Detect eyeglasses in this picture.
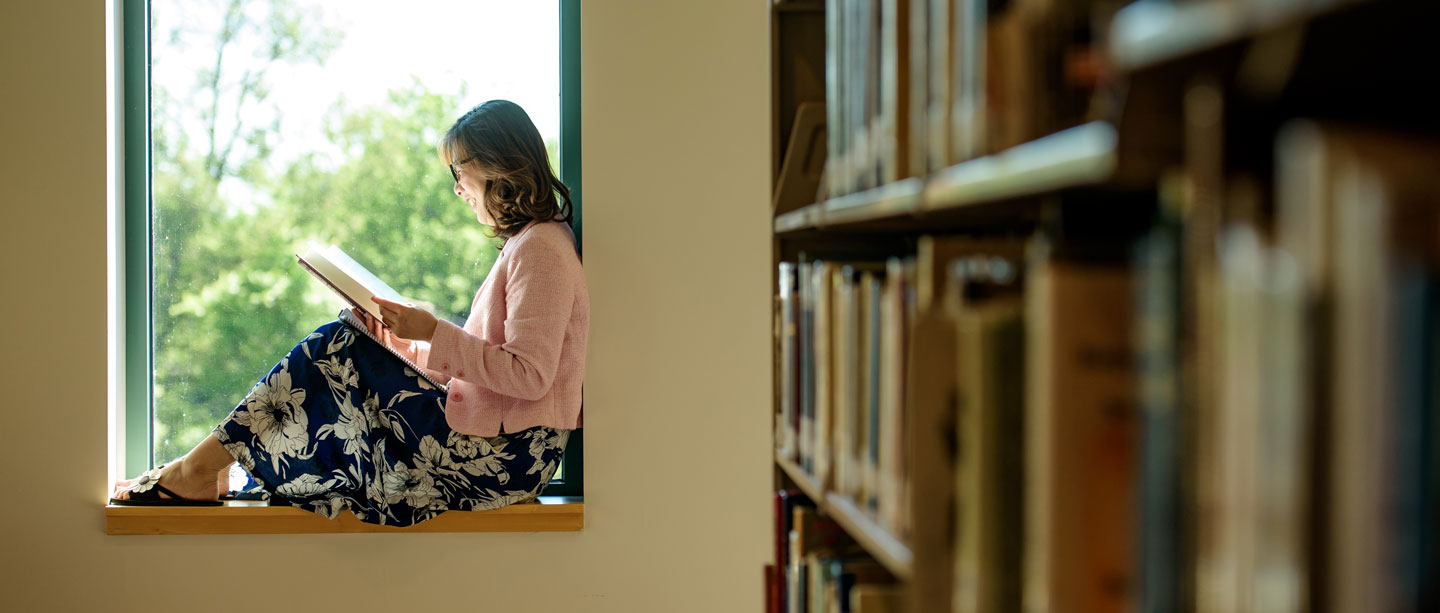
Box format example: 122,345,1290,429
449,156,477,182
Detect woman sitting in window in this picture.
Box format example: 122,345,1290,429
111,100,589,527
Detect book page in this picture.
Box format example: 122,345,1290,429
297,243,407,320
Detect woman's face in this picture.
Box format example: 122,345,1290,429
451,160,495,226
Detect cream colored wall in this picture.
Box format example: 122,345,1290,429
0,1,772,611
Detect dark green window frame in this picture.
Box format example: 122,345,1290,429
122,0,583,497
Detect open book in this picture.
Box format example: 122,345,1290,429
297,244,447,390
296,243,407,320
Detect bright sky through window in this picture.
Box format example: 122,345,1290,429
153,0,559,212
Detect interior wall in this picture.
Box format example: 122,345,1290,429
0,1,773,611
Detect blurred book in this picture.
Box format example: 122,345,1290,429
1024,240,1137,613
949,259,1024,613
1277,122,1440,612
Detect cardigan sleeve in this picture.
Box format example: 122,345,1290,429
426,236,576,401
408,340,451,385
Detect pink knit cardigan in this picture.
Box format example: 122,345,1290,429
410,221,588,436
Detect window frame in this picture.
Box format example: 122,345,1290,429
121,0,583,498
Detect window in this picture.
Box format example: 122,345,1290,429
122,0,582,497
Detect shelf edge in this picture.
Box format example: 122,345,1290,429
776,454,914,581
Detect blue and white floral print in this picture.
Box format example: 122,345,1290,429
215,319,569,527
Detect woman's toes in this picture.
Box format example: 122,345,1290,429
113,463,163,495
111,481,140,500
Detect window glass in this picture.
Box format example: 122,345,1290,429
149,0,560,464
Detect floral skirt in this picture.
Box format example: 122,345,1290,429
214,318,569,527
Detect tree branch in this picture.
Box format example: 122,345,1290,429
204,0,245,181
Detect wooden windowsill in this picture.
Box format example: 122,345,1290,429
105,496,583,535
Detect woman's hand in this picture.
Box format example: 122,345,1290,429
371,297,438,342
350,307,420,361
350,307,386,339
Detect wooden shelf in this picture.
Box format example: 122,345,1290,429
923,122,1116,212
106,496,584,535
823,177,925,225
775,205,821,233
773,121,1117,234
823,493,914,582
776,454,824,501
776,454,914,581
1109,0,1365,73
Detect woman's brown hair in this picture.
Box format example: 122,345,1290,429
438,100,573,243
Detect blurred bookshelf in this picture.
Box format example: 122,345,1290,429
775,121,1117,233
1109,0,1364,72
765,0,1440,612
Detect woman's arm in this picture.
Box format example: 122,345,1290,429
426,240,577,401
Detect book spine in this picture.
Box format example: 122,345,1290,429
814,261,836,486
906,0,929,178
1135,223,1182,613
1024,257,1137,613
926,0,952,172
780,262,800,461
825,0,842,200
834,266,857,497
950,0,984,161
800,259,816,474
864,272,883,514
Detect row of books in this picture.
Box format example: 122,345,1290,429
767,490,905,613
775,119,1440,610
818,0,1115,201
775,255,917,540
777,233,1134,611
1172,121,1440,612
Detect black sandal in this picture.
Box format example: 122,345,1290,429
108,467,223,507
